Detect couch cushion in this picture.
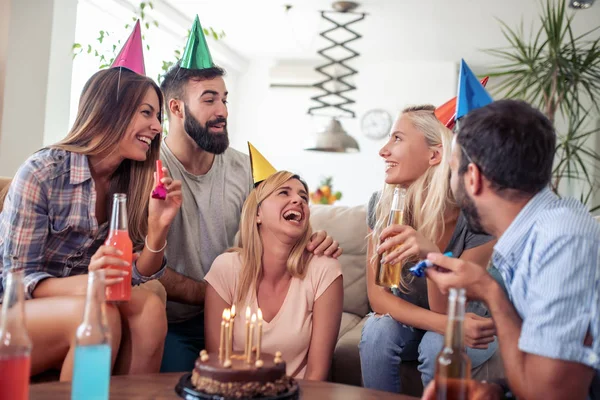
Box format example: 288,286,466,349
332,315,365,386
310,204,369,317
338,311,362,339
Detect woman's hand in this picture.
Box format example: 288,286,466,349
89,245,131,287
148,166,183,231
377,224,440,265
464,313,496,349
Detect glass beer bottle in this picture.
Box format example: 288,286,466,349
71,270,112,400
375,186,407,288
104,193,132,302
434,288,471,400
0,268,32,400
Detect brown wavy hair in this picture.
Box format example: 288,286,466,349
52,68,163,249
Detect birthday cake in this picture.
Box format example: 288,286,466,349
189,351,298,399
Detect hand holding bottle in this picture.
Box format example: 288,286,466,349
89,245,132,285
148,165,182,231
377,224,440,265
421,380,503,400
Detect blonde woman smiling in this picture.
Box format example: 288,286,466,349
204,171,343,380
359,105,499,393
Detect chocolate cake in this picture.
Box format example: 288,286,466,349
189,351,298,399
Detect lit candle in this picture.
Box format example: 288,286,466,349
219,309,226,360
247,313,256,364
224,308,231,362
229,305,236,355
256,308,263,361
244,306,251,358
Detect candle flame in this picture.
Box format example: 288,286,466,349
231,305,236,318
251,313,257,323
222,309,227,319
224,308,231,321
246,306,251,318
257,308,263,322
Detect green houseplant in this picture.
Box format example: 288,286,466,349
485,0,600,211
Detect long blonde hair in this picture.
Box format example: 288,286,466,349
52,68,163,250
370,104,455,292
231,171,313,308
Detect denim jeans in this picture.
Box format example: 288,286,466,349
359,312,499,393
417,330,499,387
160,312,205,373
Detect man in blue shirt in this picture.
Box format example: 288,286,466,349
423,100,600,400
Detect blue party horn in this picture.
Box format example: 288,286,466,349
409,252,453,277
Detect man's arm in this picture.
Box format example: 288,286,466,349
484,282,595,400
426,253,596,400
159,267,206,305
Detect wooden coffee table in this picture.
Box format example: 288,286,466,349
30,372,419,399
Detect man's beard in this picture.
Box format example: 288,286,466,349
454,177,487,235
183,104,229,154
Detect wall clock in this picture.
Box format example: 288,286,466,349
361,109,392,140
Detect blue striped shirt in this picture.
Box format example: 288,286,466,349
492,187,600,395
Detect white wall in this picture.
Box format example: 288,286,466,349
229,60,457,206
226,1,600,208
0,0,11,148
0,0,77,176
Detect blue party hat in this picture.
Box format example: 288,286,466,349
456,59,493,119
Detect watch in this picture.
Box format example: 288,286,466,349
361,109,392,140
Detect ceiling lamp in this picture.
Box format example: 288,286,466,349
304,1,365,153
304,118,359,152
569,0,595,8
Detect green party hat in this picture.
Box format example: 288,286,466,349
180,15,214,70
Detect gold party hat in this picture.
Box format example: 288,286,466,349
248,142,277,186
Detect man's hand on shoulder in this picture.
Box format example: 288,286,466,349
306,230,343,258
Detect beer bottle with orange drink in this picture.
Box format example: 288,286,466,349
434,288,471,400
0,268,32,400
104,193,133,302
375,186,407,289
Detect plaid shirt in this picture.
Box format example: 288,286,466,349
0,148,165,299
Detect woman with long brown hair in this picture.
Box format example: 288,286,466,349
204,171,343,380
0,67,182,379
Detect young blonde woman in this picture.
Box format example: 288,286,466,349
359,105,499,393
0,67,182,379
204,171,343,380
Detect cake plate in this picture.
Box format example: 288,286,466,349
175,372,300,400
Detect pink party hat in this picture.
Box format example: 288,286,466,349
111,20,146,75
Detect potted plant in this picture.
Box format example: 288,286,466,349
484,0,600,211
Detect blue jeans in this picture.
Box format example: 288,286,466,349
417,331,499,387
359,313,425,393
359,313,499,393
160,312,205,373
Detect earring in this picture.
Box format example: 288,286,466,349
257,219,261,224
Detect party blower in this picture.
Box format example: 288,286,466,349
152,160,167,200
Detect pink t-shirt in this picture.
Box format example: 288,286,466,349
205,251,342,378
